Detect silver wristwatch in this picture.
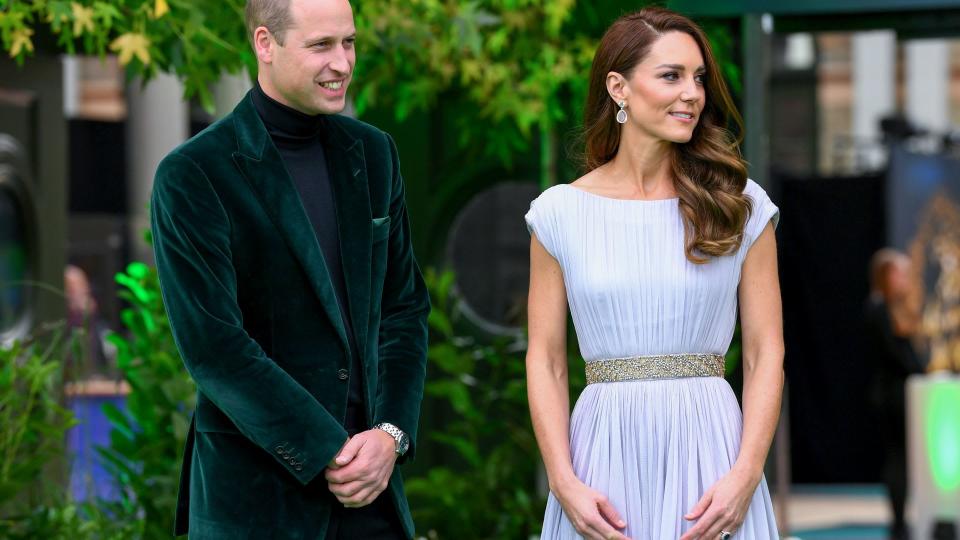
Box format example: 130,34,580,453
373,422,409,456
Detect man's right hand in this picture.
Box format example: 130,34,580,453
325,430,398,508
555,479,630,540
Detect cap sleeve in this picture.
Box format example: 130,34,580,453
525,193,560,261
743,179,780,251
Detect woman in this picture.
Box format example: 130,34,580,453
864,249,925,540
525,8,782,539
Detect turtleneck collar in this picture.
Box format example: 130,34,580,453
251,80,324,143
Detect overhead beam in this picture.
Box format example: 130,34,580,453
668,0,958,17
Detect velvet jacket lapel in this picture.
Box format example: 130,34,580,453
319,117,372,359
230,95,354,354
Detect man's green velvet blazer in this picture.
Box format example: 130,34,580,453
151,93,430,539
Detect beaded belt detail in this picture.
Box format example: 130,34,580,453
585,353,726,384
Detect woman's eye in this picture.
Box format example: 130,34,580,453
662,72,679,81
695,73,706,84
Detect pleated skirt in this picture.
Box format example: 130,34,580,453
540,377,779,539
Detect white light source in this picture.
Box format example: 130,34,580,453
785,34,815,70
761,13,774,35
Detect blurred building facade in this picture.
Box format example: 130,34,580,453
814,33,960,175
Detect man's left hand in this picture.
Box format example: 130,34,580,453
325,429,398,508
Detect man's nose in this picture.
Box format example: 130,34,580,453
330,46,351,74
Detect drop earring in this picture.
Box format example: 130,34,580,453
616,101,627,124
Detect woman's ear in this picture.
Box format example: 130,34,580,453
606,71,629,104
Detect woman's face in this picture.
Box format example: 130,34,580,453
887,258,913,299
614,31,706,145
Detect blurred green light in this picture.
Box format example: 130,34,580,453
926,383,960,493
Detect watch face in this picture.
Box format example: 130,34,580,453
398,434,410,455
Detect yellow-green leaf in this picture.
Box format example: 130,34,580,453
154,0,169,19
9,28,34,58
71,2,95,35
110,32,151,66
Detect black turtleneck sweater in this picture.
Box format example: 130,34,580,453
251,82,365,433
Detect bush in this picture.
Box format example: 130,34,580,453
406,269,545,539
1,500,140,540
0,329,134,537
97,262,195,540
0,329,77,513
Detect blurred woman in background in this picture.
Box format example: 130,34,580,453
865,248,926,540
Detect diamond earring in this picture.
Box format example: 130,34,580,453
616,101,627,124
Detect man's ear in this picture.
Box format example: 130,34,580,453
253,26,274,64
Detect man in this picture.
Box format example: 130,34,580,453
151,0,430,537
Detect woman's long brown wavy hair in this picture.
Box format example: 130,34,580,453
581,7,751,264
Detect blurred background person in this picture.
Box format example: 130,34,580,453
865,248,927,540
64,264,111,378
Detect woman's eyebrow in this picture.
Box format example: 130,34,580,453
655,63,707,71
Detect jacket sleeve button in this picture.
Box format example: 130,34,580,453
337,369,349,381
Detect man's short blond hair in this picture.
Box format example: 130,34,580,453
245,0,293,46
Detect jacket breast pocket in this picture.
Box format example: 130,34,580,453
371,216,391,243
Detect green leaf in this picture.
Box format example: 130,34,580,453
425,379,473,415
100,402,135,439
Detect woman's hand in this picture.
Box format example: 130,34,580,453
679,467,760,540
554,479,630,540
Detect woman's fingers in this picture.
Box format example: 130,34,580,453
597,497,627,529
679,506,722,540
684,487,713,521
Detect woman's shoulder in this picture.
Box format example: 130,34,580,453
530,166,612,212
742,178,766,198
525,184,577,257
740,178,781,237
529,183,575,210
534,168,605,204
566,167,607,192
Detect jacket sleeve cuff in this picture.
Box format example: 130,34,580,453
271,428,349,485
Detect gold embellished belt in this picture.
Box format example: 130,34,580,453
585,353,726,384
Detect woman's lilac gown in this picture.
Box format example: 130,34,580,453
525,180,780,539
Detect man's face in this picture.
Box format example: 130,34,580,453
258,0,356,115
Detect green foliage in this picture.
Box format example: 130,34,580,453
0,0,252,111
97,261,195,540
702,19,742,97
406,268,544,539
0,329,137,537
0,499,141,539
2,1,742,177
0,330,77,511
2,0,603,146
353,0,601,168
725,324,742,376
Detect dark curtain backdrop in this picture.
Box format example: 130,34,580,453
777,173,886,483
